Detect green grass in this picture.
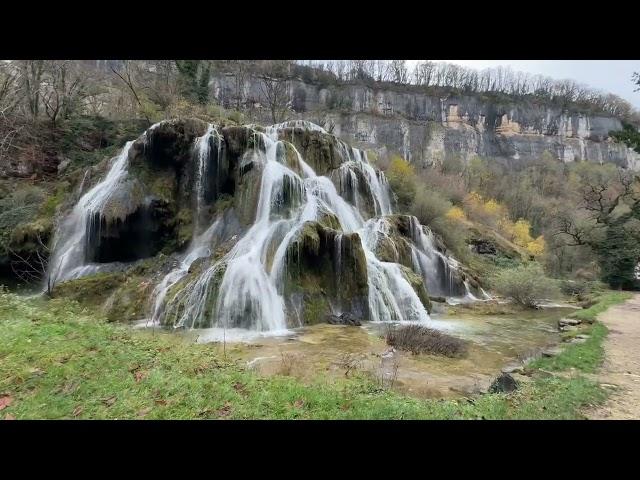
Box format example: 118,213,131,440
530,323,608,373
0,289,625,419
570,292,632,323
530,292,632,374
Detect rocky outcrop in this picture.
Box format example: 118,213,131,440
283,221,369,325
85,120,209,263
211,75,640,170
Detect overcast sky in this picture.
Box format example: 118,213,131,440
410,60,640,108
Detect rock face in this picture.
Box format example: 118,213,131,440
470,239,497,255
284,221,369,325
86,119,210,262
211,75,640,171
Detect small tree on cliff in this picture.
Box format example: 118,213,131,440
386,156,417,209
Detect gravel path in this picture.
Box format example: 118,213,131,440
587,294,640,420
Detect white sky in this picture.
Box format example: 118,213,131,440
409,60,640,108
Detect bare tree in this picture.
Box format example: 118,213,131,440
111,61,152,125
18,60,45,121
229,60,249,110
40,61,87,128
8,232,53,293
258,74,291,124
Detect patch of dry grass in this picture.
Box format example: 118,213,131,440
384,324,467,357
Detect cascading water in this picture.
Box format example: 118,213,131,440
156,123,436,337
407,216,471,298
46,140,135,286
46,122,166,288
49,119,484,340
149,125,225,325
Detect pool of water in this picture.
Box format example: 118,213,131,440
195,306,570,399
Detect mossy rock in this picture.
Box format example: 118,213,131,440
370,217,415,268
279,128,343,176
52,272,127,307
330,163,377,219
9,217,53,255
284,221,368,324
234,166,262,226
399,265,432,313
103,277,154,322
221,126,251,157
144,118,208,167
301,292,331,325
160,261,228,328
316,209,341,231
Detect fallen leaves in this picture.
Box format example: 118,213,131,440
72,405,84,417
101,396,117,407
293,399,305,409
60,381,80,395
232,382,247,395
4,414,16,420
0,395,14,411
216,402,232,418
134,370,148,383
137,407,152,418
197,408,213,418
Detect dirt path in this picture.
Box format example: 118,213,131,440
587,293,640,420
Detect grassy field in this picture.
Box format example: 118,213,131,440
0,289,630,419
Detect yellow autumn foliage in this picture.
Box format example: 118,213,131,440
446,206,466,221
526,236,546,256
387,156,416,208
459,192,546,256
512,219,533,246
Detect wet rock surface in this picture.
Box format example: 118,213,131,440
489,373,519,393
326,313,362,326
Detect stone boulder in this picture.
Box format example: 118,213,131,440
326,312,362,326
488,373,519,393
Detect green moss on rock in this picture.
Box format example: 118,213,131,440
281,128,343,176
399,265,432,313
284,221,368,325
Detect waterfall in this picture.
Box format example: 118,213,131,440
149,125,225,325
193,124,214,232
46,122,167,287
50,119,484,339
407,216,468,298
149,219,223,326
46,140,135,286
157,123,433,336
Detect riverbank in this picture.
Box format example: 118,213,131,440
0,290,630,419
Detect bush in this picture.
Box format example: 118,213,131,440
492,263,559,308
410,190,451,226
560,279,594,298
429,217,470,263
384,324,467,357
386,156,416,209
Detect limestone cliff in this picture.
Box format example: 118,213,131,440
211,75,640,170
